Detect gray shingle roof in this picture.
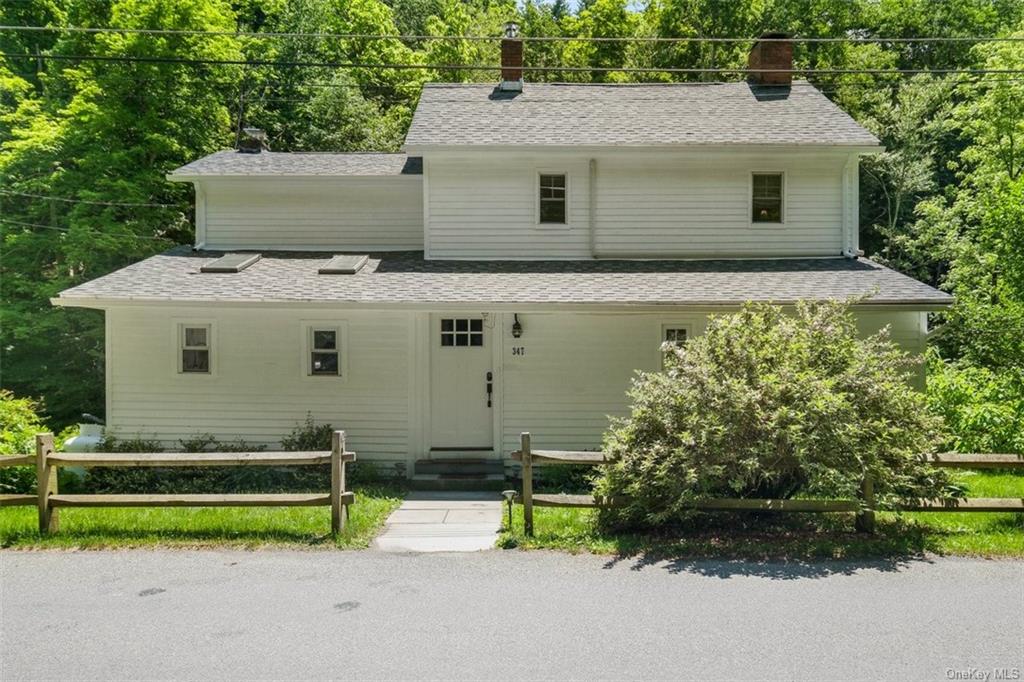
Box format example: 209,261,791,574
57,247,950,307
404,82,880,148
170,152,422,178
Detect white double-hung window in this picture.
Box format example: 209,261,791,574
309,327,340,376
179,324,211,374
538,173,567,224
751,172,784,224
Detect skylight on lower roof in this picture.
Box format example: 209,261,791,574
319,255,368,275
200,253,261,273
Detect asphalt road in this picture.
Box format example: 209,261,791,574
1,550,1022,681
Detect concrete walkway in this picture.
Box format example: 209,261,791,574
372,491,503,552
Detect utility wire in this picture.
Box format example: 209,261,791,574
0,188,178,208
3,52,1024,75
0,218,176,240
3,25,1024,43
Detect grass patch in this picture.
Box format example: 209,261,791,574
498,471,1024,560
0,485,404,550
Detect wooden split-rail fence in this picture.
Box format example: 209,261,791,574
0,430,356,535
512,432,1024,536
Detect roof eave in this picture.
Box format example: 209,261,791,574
52,295,952,311
167,173,423,182
403,142,883,155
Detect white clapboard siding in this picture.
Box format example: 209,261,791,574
499,312,697,455
104,305,926,469
425,152,849,259
427,157,593,259
498,309,926,455
106,306,413,467
200,177,423,251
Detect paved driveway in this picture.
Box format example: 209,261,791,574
1,551,1021,681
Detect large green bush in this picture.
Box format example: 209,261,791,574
926,353,1024,454
595,301,959,528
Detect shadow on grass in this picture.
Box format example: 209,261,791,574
602,516,937,579
502,511,949,579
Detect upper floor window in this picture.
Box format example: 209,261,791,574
179,324,211,374
539,173,567,224
309,327,340,376
752,172,784,224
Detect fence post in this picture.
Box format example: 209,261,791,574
35,433,58,534
521,432,533,537
855,472,875,534
331,430,346,534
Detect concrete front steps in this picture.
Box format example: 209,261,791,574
411,458,508,491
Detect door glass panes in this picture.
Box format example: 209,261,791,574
441,318,484,347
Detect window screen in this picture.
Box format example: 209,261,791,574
441,318,484,347
181,325,210,373
752,173,783,223
539,174,567,224
310,328,340,375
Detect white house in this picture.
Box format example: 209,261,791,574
54,31,952,484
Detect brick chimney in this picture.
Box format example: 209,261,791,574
499,21,523,92
237,127,269,154
747,32,793,86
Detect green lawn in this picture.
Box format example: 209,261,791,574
498,471,1024,559
0,486,403,550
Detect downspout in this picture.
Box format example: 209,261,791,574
589,158,597,258
841,154,858,259
193,180,207,250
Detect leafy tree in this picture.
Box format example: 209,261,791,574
927,352,1024,454
0,0,243,425
595,302,958,528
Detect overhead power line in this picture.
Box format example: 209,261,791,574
3,52,1023,75
2,25,1024,43
0,188,178,208
0,217,176,240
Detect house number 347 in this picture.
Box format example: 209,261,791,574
511,346,526,356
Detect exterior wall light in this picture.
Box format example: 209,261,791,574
512,314,523,338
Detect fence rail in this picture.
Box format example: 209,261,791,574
512,432,1024,536
0,431,356,535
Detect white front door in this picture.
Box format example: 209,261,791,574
430,315,494,451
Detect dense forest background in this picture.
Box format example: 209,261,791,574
1,0,1022,452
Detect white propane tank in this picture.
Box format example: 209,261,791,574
63,423,104,452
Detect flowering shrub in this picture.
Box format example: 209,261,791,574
595,301,960,528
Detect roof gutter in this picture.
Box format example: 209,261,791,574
51,296,954,313
402,143,884,156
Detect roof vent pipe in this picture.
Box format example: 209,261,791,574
238,127,269,154
747,32,793,87
499,22,523,92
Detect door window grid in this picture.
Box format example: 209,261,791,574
441,318,484,347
